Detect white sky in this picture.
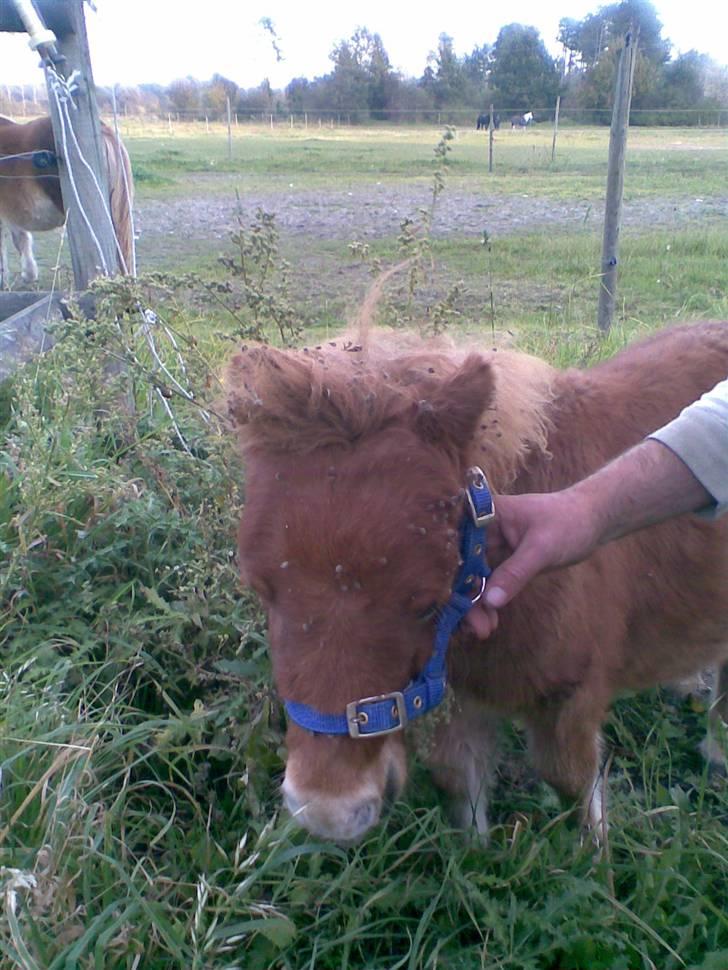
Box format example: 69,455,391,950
1,0,726,90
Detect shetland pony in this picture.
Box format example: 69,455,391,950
0,114,134,287
226,322,728,844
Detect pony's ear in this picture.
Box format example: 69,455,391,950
225,345,308,429
413,354,495,448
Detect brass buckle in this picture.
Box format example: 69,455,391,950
346,691,408,739
467,466,496,526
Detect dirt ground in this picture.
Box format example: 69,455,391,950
134,181,728,256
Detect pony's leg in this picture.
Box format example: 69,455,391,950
11,228,38,284
700,660,728,770
524,689,608,836
424,695,500,839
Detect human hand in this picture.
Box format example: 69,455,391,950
466,488,599,639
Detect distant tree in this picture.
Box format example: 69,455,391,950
462,43,492,107
203,74,239,115
139,83,170,114
285,77,311,114
489,24,560,110
559,0,670,70
387,77,437,121
423,33,468,107
558,17,588,74
167,77,201,116
236,80,275,116
463,44,490,87
559,0,678,119
661,51,710,107
704,60,728,106
326,27,399,120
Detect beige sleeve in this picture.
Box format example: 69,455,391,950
648,377,728,519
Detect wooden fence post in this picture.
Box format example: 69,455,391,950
226,96,232,160
488,103,494,173
598,29,638,333
551,95,561,163
42,0,119,288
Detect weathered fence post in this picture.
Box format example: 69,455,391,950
551,94,561,163
226,95,232,161
37,0,120,287
598,28,638,333
488,103,494,173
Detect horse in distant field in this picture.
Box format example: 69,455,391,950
226,321,728,845
0,114,134,288
476,112,500,130
510,111,534,129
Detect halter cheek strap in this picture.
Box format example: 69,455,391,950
283,467,495,739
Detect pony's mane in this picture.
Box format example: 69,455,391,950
226,330,556,487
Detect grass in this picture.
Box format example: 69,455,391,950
1,124,727,968
117,122,728,200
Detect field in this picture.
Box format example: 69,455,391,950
1,123,728,969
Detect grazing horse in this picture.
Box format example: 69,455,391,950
226,322,728,844
0,114,134,288
476,112,499,130
510,111,534,129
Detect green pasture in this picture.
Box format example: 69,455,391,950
1,124,728,968
22,121,728,342
123,121,728,199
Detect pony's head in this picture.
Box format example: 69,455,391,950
226,336,552,841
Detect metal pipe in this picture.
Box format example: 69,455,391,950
10,0,62,63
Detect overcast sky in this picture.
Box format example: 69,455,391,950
1,0,726,90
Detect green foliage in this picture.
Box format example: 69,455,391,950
489,24,561,111
559,0,722,123
216,206,303,345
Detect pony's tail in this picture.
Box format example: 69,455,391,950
102,123,136,276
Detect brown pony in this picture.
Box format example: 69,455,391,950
0,114,134,287
226,322,728,844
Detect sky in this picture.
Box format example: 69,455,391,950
1,0,726,91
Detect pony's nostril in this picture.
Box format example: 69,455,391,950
350,798,380,834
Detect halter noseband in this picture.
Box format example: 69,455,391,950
283,466,495,739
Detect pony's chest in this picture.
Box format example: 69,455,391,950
4,179,64,230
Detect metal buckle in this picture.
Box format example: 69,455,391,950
469,575,487,604
346,691,408,739
466,466,496,526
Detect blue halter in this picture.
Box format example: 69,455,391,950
283,467,495,739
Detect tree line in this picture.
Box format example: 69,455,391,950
3,0,725,125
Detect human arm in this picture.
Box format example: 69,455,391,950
466,439,715,640
466,375,728,639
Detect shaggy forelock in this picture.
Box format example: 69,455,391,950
226,331,556,484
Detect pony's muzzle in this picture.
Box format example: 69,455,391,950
282,782,383,844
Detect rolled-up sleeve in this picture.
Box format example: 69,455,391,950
648,377,728,519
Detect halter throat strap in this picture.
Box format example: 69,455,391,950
283,467,494,738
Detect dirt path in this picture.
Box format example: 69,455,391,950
135,183,728,255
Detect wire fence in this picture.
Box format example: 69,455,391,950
110,105,728,129
2,98,727,130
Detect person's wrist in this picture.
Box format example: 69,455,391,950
560,480,606,562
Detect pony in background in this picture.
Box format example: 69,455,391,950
510,111,534,128
0,114,134,288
